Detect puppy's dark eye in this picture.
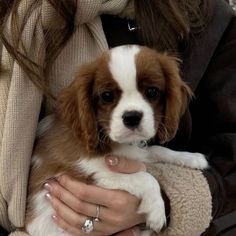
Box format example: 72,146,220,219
100,91,114,104
145,87,160,100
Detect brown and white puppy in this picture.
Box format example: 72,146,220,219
25,45,208,236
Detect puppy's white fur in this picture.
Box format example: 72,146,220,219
27,190,70,236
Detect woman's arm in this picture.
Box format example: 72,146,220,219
187,15,236,234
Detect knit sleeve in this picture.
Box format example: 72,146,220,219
0,0,44,230
146,163,212,236
0,30,14,233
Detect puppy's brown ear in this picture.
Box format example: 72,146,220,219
157,54,192,144
57,63,99,154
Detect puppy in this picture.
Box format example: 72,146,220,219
25,45,208,236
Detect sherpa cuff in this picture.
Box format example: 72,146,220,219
147,163,212,236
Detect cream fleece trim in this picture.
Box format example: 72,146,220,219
147,163,212,236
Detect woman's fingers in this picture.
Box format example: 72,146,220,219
45,180,119,225
55,175,119,207
105,155,146,173
45,179,142,226
52,214,84,236
45,181,108,219
45,176,145,233
52,214,102,236
46,192,87,228
47,192,115,235
45,175,145,235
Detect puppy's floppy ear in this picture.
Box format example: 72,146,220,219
57,62,98,154
157,54,192,144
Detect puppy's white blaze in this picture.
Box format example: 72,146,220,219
109,45,140,91
108,45,156,143
27,190,70,236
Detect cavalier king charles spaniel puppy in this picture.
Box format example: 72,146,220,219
25,45,208,236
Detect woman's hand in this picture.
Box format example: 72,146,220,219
44,155,146,236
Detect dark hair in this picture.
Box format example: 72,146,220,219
0,0,212,96
0,0,14,24
135,0,212,52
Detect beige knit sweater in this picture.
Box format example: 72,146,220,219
0,1,212,235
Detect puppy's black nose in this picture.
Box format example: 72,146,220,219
122,111,143,129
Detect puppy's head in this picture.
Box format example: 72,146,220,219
57,45,191,154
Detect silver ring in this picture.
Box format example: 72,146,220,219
81,218,94,234
94,205,100,222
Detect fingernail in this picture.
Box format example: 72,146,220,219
44,183,52,192
52,215,58,223
45,193,52,202
132,228,140,236
105,155,119,166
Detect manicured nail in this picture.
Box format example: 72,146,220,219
45,193,52,202
44,183,52,192
132,228,140,236
105,155,119,166
52,215,58,223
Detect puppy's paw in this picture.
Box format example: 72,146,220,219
138,195,166,233
186,153,208,169
172,152,208,170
